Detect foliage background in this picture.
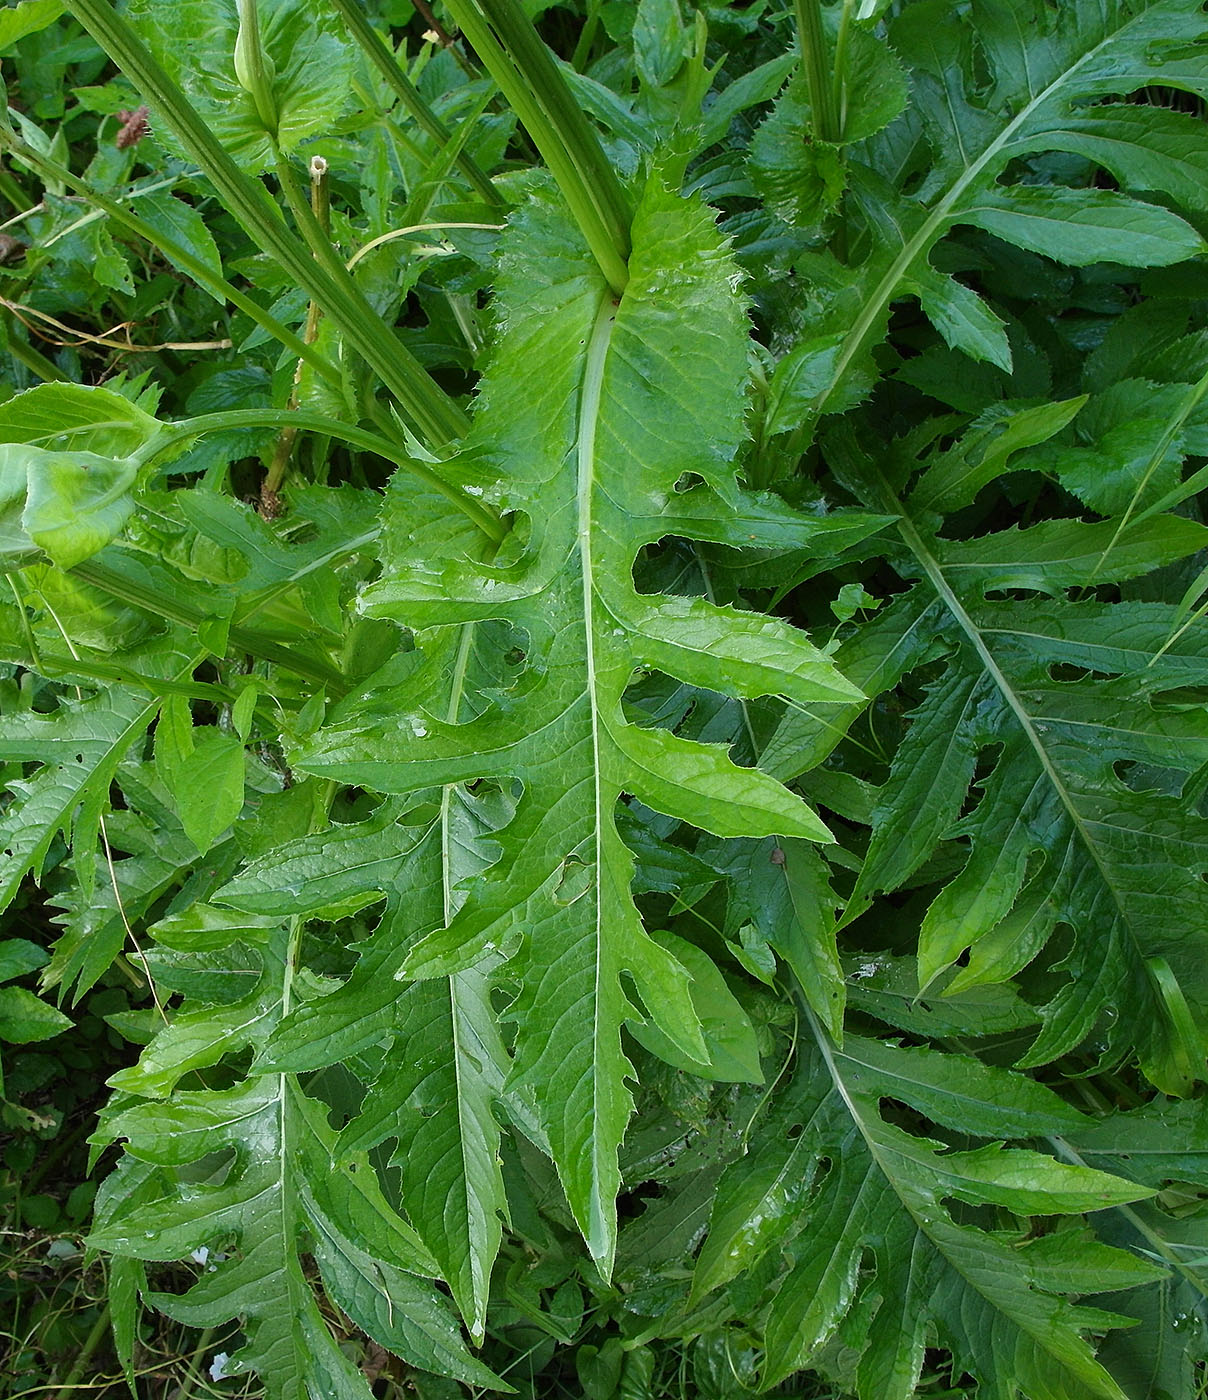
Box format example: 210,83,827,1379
1,0,1208,1398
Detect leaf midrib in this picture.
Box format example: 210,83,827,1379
880,471,1148,993
808,1009,1121,1393
575,291,621,1267
442,619,498,1339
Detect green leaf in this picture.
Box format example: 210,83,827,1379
750,79,847,228
136,190,226,301
0,938,47,984
934,515,1208,593
907,267,1013,373
107,1253,144,1396
961,186,1204,268
787,0,1208,423
0,984,71,1042
0,382,164,458
169,728,245,854
0,0,64,49
219,794,508,1344
910,396,1088,515
0,674,176,918
126,0,355,174
834,430,1208,1094
844,670,981,923
698,1044,1148,1397
296,170,852,1271
21,447,140,570
1019,103,1208,215
632,0,685,89
0,384,167,567
705,835,846,1038
832,1037,1087,1140
627,932,763,1084
93,925,506,1397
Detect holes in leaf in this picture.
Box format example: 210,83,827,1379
958,743,1002,821
622,668,696,730
617,1179,663,1224
621,972,650,1026
1113,758,1184,798
1047,662,1116,684
475,620,530,687
877,1097,918,1133
552,854,592,906
1152,685,1208,709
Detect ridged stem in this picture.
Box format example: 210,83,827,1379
793,0,841,142
443,0,631,295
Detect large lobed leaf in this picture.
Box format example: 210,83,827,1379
762,0,1208,437
693,1032,1160,1399
91,919,508,1397
294,169,867,1270
818,411,1208,1095
215,780,509,1347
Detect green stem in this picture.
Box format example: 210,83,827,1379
0,128,342,390
1,313,66,381
274,152,353,293
173,1326,217,1400
234,0,279,135
326,0,503,208
263,157,330,510
831,0,856,135
309,154,331,236
65,0,470,447
0,163,31,213
71,557,347,690
570,0,602,71
794,0,840,142
144,409,505,541
442,0,631,295
31,652,240,702
52,1303,111,1400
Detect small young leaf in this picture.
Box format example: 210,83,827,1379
169,729,245,854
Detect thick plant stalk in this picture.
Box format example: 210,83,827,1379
263,156,331,517
794,0,841,142
442,0,631,294
233,0,279,135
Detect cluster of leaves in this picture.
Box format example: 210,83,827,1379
3,0,1208,1397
